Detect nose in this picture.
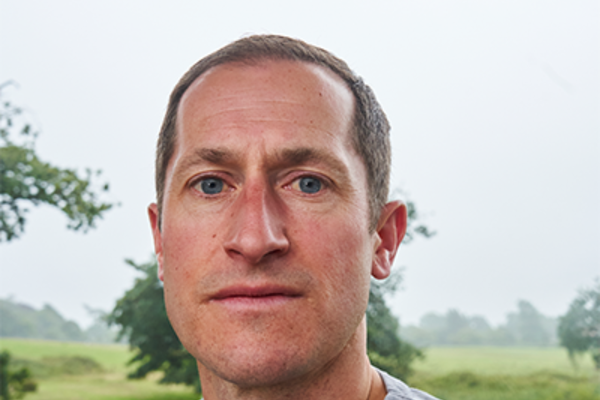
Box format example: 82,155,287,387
222,179,290,265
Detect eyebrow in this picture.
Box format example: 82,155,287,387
273,147,349,179
175,146,351,183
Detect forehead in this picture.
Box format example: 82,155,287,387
176,59,355,150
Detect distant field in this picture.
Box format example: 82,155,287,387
0,338,198,400
1,338,599,400
0,338,131,373
414,346,598,376
411,347,600,400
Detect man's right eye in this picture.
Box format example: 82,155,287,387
195,177,225,195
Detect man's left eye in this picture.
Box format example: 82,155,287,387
294,176,322,194
195,177,226,195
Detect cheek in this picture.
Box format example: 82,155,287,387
159,211,224,323
292,209,373,306
161,207,222,268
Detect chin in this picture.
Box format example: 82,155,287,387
199,346,314,389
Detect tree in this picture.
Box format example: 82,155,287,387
0,351,37,400
558,280,600,369
505,300,554,346
108,259,201,392
367,273,423,380
0,82,113,242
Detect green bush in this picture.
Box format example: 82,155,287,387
0,351,37,400
10,356,103,379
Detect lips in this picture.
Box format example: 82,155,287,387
208,285,302,310
212,284,301,301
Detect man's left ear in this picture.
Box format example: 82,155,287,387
371,200,408,280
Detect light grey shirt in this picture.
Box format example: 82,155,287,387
377,368,440,400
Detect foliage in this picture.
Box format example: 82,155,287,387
0,351,37,400
402,301,557,347
0,83,113,242
558,280,600,369
392,188,436,245
0,299,86,342
368,273,424,380
10,356,103,379
0,298,118,344
107,259,200,392
505,300,556,346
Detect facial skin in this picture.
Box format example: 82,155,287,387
149,60,406,399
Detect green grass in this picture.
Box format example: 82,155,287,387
0,338,131,373
410,347,600,400
2,339,599,400
18,376,199,400
411,371,600,400
413,346,598,376
1,338,198,400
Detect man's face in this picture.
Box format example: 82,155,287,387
149,60,396,387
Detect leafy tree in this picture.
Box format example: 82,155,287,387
401,301,558,347
558,280,600,370
0,82,113,242
82,306,120,344
505,300,554,346
367,273,423,380
107,259,200,392
0,299,87,341
0,351,37,400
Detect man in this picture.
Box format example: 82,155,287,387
148,35,438,400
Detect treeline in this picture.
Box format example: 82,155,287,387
401,300,557,347
1,296,559,348
0,298,117,343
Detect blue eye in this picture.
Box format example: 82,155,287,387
298,177,322,194
199,178,224,195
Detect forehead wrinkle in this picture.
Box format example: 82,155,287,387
174,147,242,180
269,147,349,179
189,100,328,129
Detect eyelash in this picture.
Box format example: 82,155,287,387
189,173,234,197
286,173,330,194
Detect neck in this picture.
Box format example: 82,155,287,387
198,317,386,400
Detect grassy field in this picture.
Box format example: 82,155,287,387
410,347,600,400
0,338,198,400
414,346,598,376
1,338,599,399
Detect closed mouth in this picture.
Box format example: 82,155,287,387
211,284,301,301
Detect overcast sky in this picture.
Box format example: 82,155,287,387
1,0,598,328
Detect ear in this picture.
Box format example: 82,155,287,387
148,203,165,282
371,201,408,280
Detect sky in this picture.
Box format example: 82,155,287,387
0,0,598,329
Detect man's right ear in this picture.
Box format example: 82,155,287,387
148,203,165,282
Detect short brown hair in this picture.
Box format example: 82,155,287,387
155,34,391,231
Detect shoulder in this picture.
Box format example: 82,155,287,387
376,368,440,400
